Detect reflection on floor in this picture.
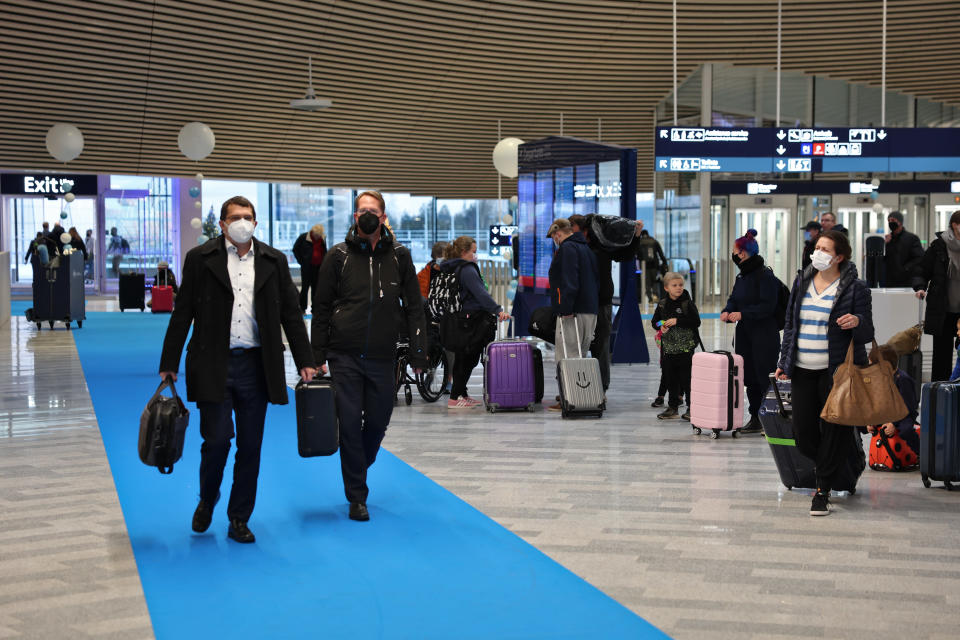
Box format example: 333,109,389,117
4,298,960,639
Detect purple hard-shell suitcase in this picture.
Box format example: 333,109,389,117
483,340,537,412
690,350,745,439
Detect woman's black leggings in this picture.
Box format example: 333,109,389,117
790,366,856,494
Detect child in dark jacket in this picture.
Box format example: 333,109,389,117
867,344,920,455
651,272,701,420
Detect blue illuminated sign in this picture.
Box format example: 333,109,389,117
655,126,960,173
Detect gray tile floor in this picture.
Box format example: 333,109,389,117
4,300,960,639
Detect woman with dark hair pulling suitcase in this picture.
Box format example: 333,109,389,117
774,230,874,517
437,236,510,409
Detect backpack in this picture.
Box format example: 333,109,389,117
769,268,790,330
426,262,468,322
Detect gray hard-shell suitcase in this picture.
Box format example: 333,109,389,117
296,376,339,457
920,381,960,490
555,316,604,419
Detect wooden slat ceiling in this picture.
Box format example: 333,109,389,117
1,0,958,197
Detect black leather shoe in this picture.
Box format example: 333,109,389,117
192,500,213,533
349,502,370,521
227,519,256,543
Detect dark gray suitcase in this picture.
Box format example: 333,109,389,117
31,252,85,329
296,377,339,457
759,376,816,490
920,381,960,490
556,317,604,418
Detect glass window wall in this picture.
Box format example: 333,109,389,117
103,177,174,279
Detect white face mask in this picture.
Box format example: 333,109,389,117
228,219,255,244
811,249,834,271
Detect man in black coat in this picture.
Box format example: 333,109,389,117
569,214,643,392
884,211,924,287
312,190,428,522
159,195,317,543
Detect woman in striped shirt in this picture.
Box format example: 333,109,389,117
775,230,874,517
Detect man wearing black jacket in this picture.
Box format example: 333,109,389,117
569,214,643,391
312,191,428,522
884,211,924,287
159,196,317,543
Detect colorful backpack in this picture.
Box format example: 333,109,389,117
869,427,920,472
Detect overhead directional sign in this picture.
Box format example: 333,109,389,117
655,126,960,173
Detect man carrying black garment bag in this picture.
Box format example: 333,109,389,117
159,196,317,544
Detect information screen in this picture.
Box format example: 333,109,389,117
517,173,536,288
534,170,554,289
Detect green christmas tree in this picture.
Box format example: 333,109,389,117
202,205,220,238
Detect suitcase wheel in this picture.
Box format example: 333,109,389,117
731,430,740,439
922,473,931,489
710,429,720,440
526,403,535,412
946,480,955,492
692,426,702,435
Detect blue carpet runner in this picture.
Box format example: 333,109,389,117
71,312,668,639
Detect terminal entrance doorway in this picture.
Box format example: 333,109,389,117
832,194,898,277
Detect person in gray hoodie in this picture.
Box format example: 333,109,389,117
438,236,511,408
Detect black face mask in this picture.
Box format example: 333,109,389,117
889,221,900,232
732,253,742,265
357,212,381,235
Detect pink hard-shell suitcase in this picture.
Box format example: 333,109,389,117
690,350,744,439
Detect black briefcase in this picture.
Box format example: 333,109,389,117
139,377,189,474
296,377,339,457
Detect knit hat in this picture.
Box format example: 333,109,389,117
803,220,821,232
734,229,759,256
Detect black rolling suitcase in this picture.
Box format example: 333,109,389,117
296,377,339,457
760,375,865,493
119,272,145,311
864,235,885,287
532,345,544,403
759,376,816,490
919,381,960,490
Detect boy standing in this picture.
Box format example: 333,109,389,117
651,272,701,420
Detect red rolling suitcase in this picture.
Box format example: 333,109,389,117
151,285,174,313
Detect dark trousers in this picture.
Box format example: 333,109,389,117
299,267,316,312
663,351,693,409
657,372,667,398
327,351,395,504
643,267,660,302
745,383,766,420
590,304,612,391
451,345,483,400
931,312,960,381
196,349,269,522
791,366,854,493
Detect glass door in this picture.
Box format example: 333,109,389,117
3,195,97,290
102,178,175,289
833,193,898,276
729,194,798,286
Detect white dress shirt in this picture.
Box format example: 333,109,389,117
226,242,260,348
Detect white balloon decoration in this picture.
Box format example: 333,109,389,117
500,213,513,225
194,200,203,209
492,137,524,178
509,195,518,207
195,172,204,181
872,203,885,213
871,177,881,187
64,192,76,203
190,217,203,229
178,122,216,161
60,232,72,245
45,124,85,162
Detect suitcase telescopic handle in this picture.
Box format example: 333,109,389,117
768,373,788,417
557,315,583,359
